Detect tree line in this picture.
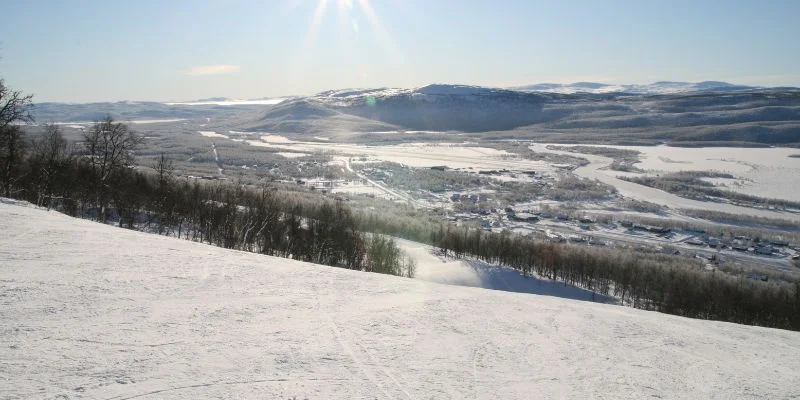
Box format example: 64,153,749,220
430,225,800,331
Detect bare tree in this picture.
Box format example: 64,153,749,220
0,79,34,197
0,125,26,197
0,79,33,128
82,116,142,221
30,124,73,207
151,153,175,232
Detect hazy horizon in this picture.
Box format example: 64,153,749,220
2,0,799,102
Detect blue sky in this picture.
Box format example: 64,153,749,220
1,0,799,102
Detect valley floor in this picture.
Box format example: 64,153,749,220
1,199,799,399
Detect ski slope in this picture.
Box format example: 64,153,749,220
1,199,799,399
397,239,614,303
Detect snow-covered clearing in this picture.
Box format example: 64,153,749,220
197,131,229,139
604,145,800,202
532,143,800,222
331,183,387,197
275,152,310,159
246,140,553,171
2,200,799,399
540,143,800,203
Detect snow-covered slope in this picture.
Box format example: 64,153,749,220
2,199,799,399
398,239,615,303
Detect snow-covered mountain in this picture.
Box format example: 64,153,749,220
2,199,799,399
245,84,552,133
235,82,800,145
31,82,800,146
165,97,289,106
512,80,756,94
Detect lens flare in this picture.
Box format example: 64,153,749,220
305,0,330,46
297,0,407,85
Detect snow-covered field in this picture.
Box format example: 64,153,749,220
532,144,800,222
2,200,799,399
603,145,800,202
244,138,553,171
197,131,229,139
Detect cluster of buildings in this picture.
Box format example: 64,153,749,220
684,234,797,256
450,193,490,203
619,220,672,235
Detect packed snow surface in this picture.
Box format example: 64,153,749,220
2,200,799,399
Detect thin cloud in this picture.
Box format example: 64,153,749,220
186,64,240,76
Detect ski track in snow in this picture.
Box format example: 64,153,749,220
1,200,800,399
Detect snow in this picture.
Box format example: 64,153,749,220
257,134,296,144
532,143,800,222
245,140,553,171
49,119,186,126
606,145,800,202
275,152,310,159
123,119,187,124
398,239,612,302
2,200,799,399
165,99,286,106
197,131,229,139
513,81,754,94
306,84,528,108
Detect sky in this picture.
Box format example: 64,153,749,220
1,0,799,102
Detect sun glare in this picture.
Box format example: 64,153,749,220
304,0,400,59
290,0,406,88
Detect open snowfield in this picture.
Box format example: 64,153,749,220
2,200,800,399
243,137,553,171
600,145,800,202
538,143,800,203
532,144,800,222
197,131,229,139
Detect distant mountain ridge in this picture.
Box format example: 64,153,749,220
511,80,759,94
28,82,800,146
240,83,800,145
245,84,553,133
